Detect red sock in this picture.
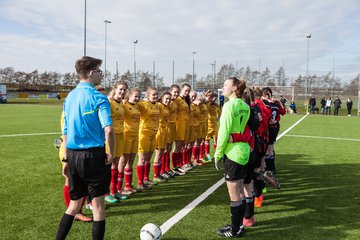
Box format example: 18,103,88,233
136,165,144,186
171,152,178,168
199,144,204,159
116,171,124,193
110,169,118,195
214,141,217,150
188,148,192,163
165,152,170,172
144,162,150,182
161,153,166,174
192,146,198,160
154,162,161,178
205,142,210,155
63,185,70,208
124,168,133,189
181,150,186,166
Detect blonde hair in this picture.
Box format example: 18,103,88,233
145,87,157,98
108,80,128,100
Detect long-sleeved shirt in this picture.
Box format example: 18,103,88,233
214,98,250,165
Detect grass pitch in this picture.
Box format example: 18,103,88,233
0,103,359,240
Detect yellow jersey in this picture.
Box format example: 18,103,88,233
123,101,140,134
191,103,200,127
199,102,209,123
168,100,177,123
157,102,170,129
175,97,189,122
138,100,160,133
208,103,220,126
109,99,125,134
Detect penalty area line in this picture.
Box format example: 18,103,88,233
0,132,61,138
160,114,308,234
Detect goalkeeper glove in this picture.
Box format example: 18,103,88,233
215,157,224,170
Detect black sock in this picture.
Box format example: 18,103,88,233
92,220,106,240
244,196,254,219
253,179,263,197
230,201,244,232
265,155,275,171
56,214,74,240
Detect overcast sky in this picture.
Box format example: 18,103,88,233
0,0,359,86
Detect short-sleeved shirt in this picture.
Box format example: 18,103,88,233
175,97,189,122
123,102,140,134
168,100,177,123
157,102,170,129
109,99,124,134
138,100,160,134
63,81,112,150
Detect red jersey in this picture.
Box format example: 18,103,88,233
255,99,271,140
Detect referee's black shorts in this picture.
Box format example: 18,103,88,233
67,147,108,200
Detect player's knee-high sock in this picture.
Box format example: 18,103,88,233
136,164,144,187
199,144,203,159
144,162,151,182
63,185,70,208
124,168,132,189
181,150,186,166
165,152,170,172
205,142,210,155
92,220,105,240
213,141,217,150
116,170,124,193
110,169,118,195
244,195,255,219
265,155,275,172
153,161,161,178
56,214,74,240
188,147,192,164
160,153,166,174
230,200,245,231
192,146,197,160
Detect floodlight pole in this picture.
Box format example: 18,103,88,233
84,0,87,56
133,40,138,87
192,52,197,89
104,20,111,90
306,33,311,104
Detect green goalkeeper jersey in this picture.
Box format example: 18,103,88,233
214,97,250,165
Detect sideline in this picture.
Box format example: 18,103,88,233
284,134,360,142
160,114,309,234
0,132,61,138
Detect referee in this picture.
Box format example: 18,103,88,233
56,56,115,240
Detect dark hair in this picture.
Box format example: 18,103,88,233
227,77,246,98
242,87,255,105
158,91,172,103
75,56,102,79
182,83,191,89
262,87,273,97
252,87,262,98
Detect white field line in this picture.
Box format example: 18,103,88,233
284,134,360,142
160,114,309,234
0,132,61,138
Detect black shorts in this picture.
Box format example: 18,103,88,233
268,123,280,145
67,147,108,200
224,155,247,181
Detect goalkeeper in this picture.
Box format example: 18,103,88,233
214,77,250,238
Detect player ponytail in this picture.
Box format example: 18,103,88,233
227,77,246,98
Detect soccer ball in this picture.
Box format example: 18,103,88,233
140,223,162,240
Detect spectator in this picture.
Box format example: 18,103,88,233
309,96,316,114
320,97,326,114
333,96,342,116
325,97,332,115
346,97,353,116
289,101,297,114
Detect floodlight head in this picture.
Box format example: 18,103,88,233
306,33,311,38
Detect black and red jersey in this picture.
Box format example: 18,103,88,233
269,100,286,124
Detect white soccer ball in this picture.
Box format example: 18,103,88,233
140,223,162,240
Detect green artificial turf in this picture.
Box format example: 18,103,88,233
1,105,359,240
